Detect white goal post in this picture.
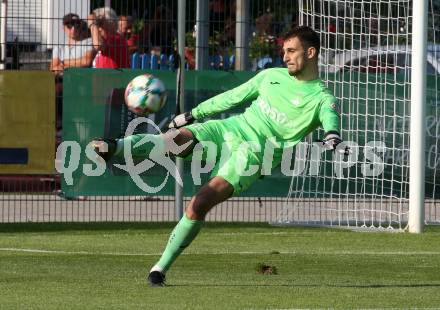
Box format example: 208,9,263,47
408,0,427,233
276,0,435,232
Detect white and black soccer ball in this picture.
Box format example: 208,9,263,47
124,74,167,116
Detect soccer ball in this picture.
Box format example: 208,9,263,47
124,74,167,115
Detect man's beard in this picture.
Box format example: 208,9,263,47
288,67,303,76
287,63,306,76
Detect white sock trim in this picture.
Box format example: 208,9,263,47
150,264,164,274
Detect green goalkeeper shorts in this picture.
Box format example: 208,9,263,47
184,116,264,196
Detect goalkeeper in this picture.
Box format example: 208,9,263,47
93,26,343,286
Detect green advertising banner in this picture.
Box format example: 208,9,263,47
61,68,439,198
61,69,293,197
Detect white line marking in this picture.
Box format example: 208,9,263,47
1,248,440,256
0,248,155,256
212,232,291,236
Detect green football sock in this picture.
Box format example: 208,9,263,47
154,214,204,273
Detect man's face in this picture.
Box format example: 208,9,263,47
63,25,75,39
282,37,309,76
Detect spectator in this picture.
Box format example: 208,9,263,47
250,8,279,70
209,0,236,36
88,7,130,68
50,13,94,74
50,13,94,133
118,15,139,53
219,14,235,47
141,5,176,56
209,0,226,36
184,47,195,70
255,8,274,36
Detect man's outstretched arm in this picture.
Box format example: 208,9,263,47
169,71,267,129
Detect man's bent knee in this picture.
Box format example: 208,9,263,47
185,177,234,220
164,128,195,157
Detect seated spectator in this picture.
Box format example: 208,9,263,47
118,15,139,53
88,7,130,68
50,13,94,75
184,47,195,70
50,13,94,133
209,0,227,36
218,14,235,48
255,8,274,36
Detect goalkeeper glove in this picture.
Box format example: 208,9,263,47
321,131,342,151
168,111,194,129
321,132,351,156
91,137,118,162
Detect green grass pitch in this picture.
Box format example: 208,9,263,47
1,223,440,309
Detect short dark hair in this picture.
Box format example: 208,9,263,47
63,13,81,28
283,26,320,56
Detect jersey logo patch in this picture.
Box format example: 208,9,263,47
331,102,341,115
270,81,280,85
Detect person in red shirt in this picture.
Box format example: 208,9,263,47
88,7,130,69
118,15,139,53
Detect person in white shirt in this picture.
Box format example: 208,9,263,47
50,13,95,131
50,13,95,74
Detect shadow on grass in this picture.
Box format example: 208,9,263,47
1,222,438,234
0,222,282,233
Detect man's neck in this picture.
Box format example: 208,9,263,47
294,67,319,81
67,37,76,46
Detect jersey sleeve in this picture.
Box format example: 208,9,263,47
191,70,267,120
319,96,341,134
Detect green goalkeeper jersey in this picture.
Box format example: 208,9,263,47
191,68,340,148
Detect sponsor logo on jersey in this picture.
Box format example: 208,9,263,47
257,98,294,129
